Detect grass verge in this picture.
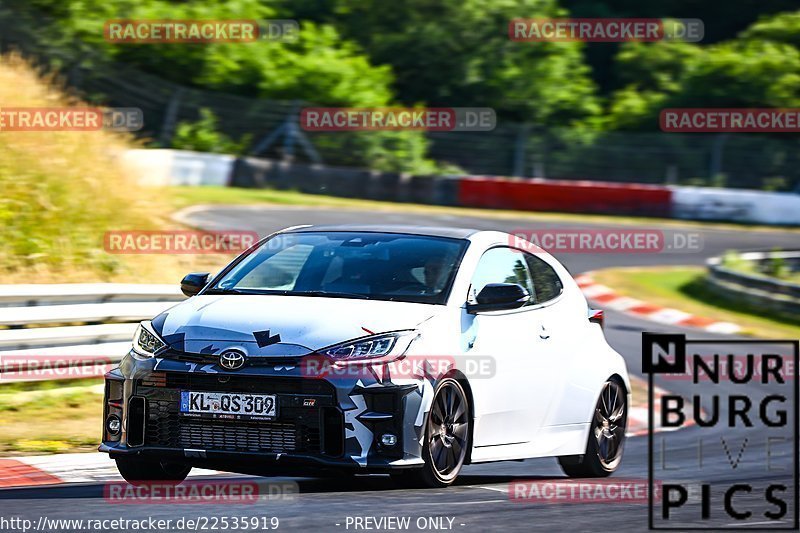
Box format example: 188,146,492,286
0,378,102,455
592,266,800,340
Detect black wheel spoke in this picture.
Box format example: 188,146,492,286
432,437,446,467
431,401,445,424
594,425,604,446
446,446,456,472
451,436,463,458
453,398,466,422
446,387,455,416
594,409,605,426
437,394,448,420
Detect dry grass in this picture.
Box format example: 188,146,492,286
0,379,103,455
0,54,236,284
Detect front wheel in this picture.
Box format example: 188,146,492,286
558,379,627,477
393,378,470,488
115,456,192,486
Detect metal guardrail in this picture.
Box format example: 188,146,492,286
706,251,800,316
0,284,183,307
0,301,176,327
0,285,186,381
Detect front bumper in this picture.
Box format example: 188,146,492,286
100,352,430,472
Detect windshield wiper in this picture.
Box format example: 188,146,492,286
286,290,370,300
204,287,248,295
205,288,371,299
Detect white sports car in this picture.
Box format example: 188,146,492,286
100,225,630,487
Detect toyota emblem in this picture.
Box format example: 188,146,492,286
219,350,246,370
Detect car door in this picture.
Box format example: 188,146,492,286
464,247,563,447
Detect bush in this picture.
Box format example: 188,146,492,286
171,108,252,155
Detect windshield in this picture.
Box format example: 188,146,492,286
209,231,468,304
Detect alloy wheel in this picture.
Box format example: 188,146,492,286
594,380,626,469
427,380,469,481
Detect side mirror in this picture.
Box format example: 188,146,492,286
467,283,529,314
181,272,210,297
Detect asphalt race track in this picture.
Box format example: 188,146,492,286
2,205,799,532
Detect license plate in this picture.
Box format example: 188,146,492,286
180,391,277,420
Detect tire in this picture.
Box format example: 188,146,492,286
393,378,471,488
558,379,627,478
115,456,192,486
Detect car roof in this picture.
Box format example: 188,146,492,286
282,224,481,239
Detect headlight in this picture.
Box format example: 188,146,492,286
321,331,418,363
131,321,166,359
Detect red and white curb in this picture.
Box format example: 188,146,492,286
0,452,225,489
575,272,741,334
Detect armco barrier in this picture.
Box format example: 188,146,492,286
0,285,184,370
0,284,182,307
126,149,234,187
229,157,463,206
171,150,235,186
672,187,800,225
457,177,673,216
706,251,800,318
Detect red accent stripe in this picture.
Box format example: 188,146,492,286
0,459,62,488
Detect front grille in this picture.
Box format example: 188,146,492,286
135,374,340,456
146,399,316,453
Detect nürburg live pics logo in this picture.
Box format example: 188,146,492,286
643,333,798,530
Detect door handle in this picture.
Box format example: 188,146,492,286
539,324,550,340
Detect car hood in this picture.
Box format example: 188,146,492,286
150,294,440,357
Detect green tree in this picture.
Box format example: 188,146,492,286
25,0,395,107
171,108,252,154
606,13,800,131
325,0,602,126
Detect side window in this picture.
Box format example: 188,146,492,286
469,247,534,304
524,253,563,304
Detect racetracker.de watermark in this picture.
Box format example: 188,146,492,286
0,355,114,380
300,355,496,381
104,19,299,43
508,229,703,254
509,18,704,42
103,479,298,504
300,107,496,132
509,479,661,504
104,230,259,254
661,108,800,132
0,107,143,132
